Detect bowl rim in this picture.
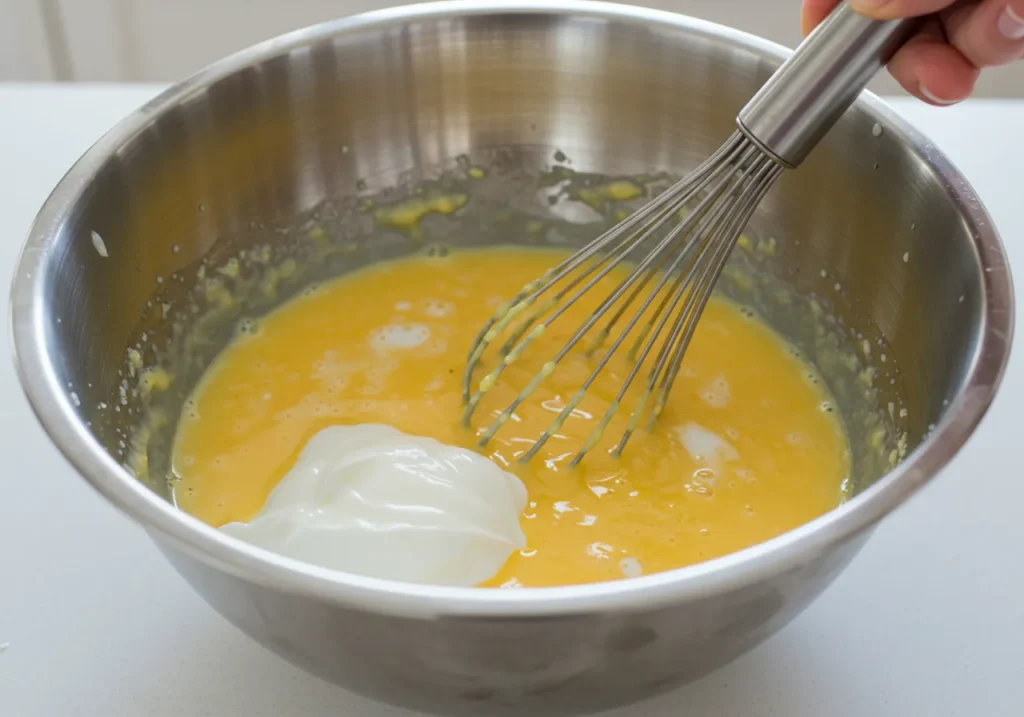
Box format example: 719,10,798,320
9,0,1015,618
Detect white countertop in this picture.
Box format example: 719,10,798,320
0,85,1021,717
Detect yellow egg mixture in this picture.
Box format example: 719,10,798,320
172,248,850,587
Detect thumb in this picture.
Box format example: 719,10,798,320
848,0,959,19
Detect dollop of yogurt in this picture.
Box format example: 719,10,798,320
219,424,527,586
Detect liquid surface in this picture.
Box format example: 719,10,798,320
219,424,526,586
173,248,850,587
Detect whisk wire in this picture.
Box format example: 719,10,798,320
460,134,748,402
606,150,781,459
461,5,924,464
518,141,766,463
462,140,748,432
463,132,784,463
649,159,783,428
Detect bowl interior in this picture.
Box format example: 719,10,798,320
23,4,998,540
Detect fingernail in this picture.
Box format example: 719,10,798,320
919,85,962,106
997,4,1024,40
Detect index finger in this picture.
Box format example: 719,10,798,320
848,0,962,20
802,0,843,34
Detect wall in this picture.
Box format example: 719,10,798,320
3,0,1023,97
0,0,56,80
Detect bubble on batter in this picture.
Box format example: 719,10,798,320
394,301,412,312
236,317,260,336
421,337,450,356
704,319,732,337
360,364,391,397
423,243,451,258
369,323,431,350
732,469,753,486
422,298,455,318
699,376,731,409
619,557,643,578
311,350,357,384
692,467,716,483
553,500,577,514
675,422,739,465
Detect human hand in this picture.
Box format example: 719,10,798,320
801,1,1024,104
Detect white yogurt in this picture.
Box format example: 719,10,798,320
219,424,527,586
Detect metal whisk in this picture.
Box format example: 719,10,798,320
463,3,920,465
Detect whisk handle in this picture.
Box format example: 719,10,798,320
737,3,922,168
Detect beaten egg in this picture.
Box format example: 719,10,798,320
172,247,851,587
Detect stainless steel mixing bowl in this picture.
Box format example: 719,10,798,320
10,2,1013,715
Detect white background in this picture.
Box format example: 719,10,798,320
2,0,1023,95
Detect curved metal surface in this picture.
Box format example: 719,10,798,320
738,3,922,167
8,1,1014,714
